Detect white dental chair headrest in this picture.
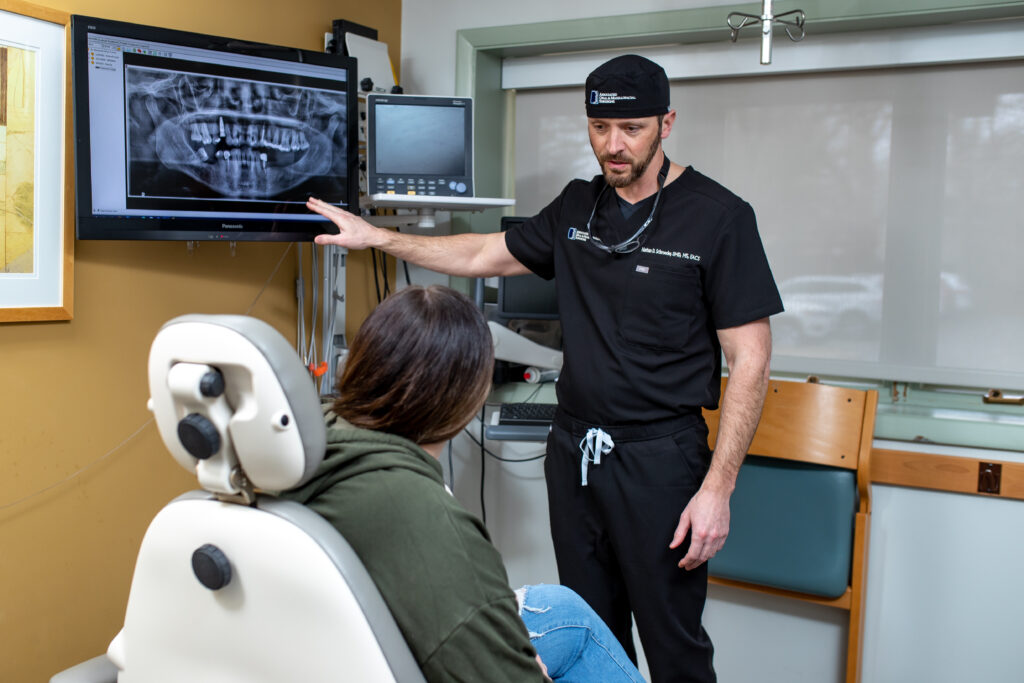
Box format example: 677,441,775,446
148,314,326,497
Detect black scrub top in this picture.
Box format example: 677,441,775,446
505,167,783,426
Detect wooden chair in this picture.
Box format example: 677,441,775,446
703,378,878,683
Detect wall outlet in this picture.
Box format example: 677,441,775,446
978,462,1002,494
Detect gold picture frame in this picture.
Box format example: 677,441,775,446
0,0,72,322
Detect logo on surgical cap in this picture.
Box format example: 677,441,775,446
589,91,638,106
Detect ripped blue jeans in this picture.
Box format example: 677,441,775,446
519,583,646,683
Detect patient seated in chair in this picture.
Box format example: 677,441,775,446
280,285,643,683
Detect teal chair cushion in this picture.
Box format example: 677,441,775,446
708,455,856,598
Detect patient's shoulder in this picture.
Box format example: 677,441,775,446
312,468,523,672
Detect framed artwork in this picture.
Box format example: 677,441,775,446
0,1,72,322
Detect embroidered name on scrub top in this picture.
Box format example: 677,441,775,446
639,246,702,262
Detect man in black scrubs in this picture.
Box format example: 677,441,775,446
308,55,783,683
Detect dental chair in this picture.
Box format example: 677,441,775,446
53,314,426,683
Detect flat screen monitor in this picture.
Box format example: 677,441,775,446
366,94,473,197
71,16,358,241
497,217,558,320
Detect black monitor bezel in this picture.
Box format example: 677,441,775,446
71,15,358,242
497,216,559,321
366,93,474,197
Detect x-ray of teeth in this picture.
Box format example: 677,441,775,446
125,66,348,199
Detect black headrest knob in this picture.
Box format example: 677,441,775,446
192,544,232,590
177,413,221,460
199,369,225,397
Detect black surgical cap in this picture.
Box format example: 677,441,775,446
585,54,670,118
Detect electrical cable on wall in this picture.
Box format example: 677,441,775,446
296,243,307,356
370,247,383,303
378,248,391,299
0,419,155,512
463,410,548,529
395,226,413,286
369,245,395,303
462,424,547,463
307,246,320,366
245,243,293,316
318,245,344,395
466,411,548,528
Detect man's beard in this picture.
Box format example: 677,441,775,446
599,127,662,189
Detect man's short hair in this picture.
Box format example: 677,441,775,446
333,285,493,445
585,54,670,118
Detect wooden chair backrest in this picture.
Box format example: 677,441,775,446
703,378,874,471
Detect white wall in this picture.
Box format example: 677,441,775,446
400,0,739,97
400,2,1024,681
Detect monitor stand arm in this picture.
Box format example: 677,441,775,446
488,321,563,370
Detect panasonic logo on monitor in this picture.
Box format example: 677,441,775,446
221,223,244,230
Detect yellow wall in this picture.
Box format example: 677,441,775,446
0,1,400,680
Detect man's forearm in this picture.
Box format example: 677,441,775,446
308,197,526,278
705,365,768,494
704,321,773,494
373,229,512,278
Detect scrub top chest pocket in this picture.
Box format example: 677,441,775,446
619,261,701,351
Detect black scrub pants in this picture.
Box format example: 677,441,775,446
545,410,717,683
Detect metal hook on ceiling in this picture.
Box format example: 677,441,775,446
727,0,806,65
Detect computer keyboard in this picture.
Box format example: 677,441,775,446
498,402,558,427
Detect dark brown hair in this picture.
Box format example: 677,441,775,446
333,285,494,445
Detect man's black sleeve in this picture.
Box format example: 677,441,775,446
705,202,784,329
504,184,578,281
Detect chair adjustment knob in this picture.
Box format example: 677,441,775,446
177,413,221,460
192,544,232,590
199,369,225,397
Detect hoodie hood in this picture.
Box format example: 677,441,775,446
284,408,444,505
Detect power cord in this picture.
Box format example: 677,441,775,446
370,247,383,303
395,226,413,286
465,408,548,528
462,426,548,463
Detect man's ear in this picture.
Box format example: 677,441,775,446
661,109,678,139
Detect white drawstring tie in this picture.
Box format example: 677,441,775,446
579,428,614,486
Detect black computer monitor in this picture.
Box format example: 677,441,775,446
71,15,358,242
497,216,558,321
366,94,473,197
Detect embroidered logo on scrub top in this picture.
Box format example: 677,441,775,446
640,246,701,262
567,227,591,242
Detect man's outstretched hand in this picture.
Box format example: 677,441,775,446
308,197,382,250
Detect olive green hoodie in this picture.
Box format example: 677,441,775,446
280,411,546,683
